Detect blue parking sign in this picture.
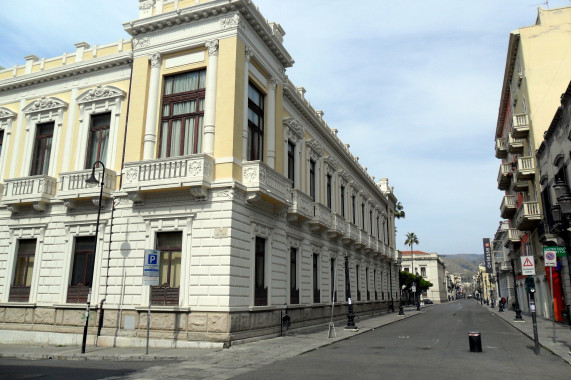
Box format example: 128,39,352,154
143,249,160,286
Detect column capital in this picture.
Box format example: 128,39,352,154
149,52,161,68
245,46,254,62
269,76,279,90
206,40,219,56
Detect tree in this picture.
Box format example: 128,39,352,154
404,232,420,308
395,201,405,219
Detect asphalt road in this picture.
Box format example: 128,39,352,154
0,359,172,380
232,300,570,380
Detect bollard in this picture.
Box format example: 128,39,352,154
468,332,482,352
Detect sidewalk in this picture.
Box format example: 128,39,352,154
484,302,571,365
0,306,421,363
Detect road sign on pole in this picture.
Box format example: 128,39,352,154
143,249,160,286
543,248,558,267
521,256,536,275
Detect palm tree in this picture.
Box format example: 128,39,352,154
404,232,419,309
395,202,405,219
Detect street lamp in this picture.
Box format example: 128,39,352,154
344,255,357,329
510,256,523,321
82,160,106,353
415,269,421,311
495,261,504,312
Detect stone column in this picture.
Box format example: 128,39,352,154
202,40,219,156
143,52,162,160
242,47,253,161
266,76,277,168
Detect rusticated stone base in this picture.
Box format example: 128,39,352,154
0,301,392,346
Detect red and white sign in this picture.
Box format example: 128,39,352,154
521,256,536,275
544,250,557,267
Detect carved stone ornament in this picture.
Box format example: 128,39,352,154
23,96,68,114
220,14,244,30
245,46,254,62
0,107,16,120
268,76,279,91
214,189,234,199
243,167,264,185
139,0,155,10
283,118,304,143
77,85,126,104
206,40,219,56
324,156,338,174
306,139,323,160
339,170,350,183
149,52,161,68
124,168,139,183
188,161,203,177
133,36,150,49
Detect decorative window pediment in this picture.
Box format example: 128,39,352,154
77,85,126,104
306,139,323,161
0,107,16,120
324,156,338,175
284,118,304,144
22,96,68,114
339,169,350,184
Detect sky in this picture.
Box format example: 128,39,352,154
1,0,570,255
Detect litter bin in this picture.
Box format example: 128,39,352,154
468,331,482,352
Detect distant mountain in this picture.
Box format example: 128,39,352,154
440,254,484,281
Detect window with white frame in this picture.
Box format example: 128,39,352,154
290,247,299,304
287,141,295,186
85,113,110,168
247,82,264,161
255,237,267,306
313,253,320,303
30,122,54,176
309,159,316,201
67,236,95,303
9,239,36,302
152,231,182,305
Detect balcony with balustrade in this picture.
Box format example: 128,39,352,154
507,134,524,154
2,175,57,212
122,154,215,203
495,137,507,159
309,202,332,231
328,213,347,238
512,113,529,139
516,156,535,182
515,201,541,230
500,195,516,218
287,189,313,223
57,169,117,209
242,160,292,206
497,163,513,190
504,228,524,246
342,222,359,246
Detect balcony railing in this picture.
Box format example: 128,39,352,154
512,113,529,139
2,175,57,211
495,138,508,159
329,213,347,237
507,134,524,154
516,156,535,181
123,154,214,201
497,163,513,190
505,228,524,246
309,203,332,231
342,222,359,245
58,169,117,206
242,161,292,206
500,195,517,218
287,189,313,222
515,201,541,230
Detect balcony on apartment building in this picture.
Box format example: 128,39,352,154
495,137,508,159
309,202,332,231
504,228,524,246
342,222,359,246
2,175,58,213
500,195,517,218
287,189,314,223
122,154,215,203
497,163,513,190
507,134,524,154
57,169,117,209
516,156,535,182
512,113,529,139
515,201,542,230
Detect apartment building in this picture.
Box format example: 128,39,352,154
0,0,399,347
493,6,571,319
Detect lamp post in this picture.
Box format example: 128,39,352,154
83,160,106,353
510,257,523,321
415,269,421,311
388,261,394,312
344,255,357,329
496,261,503,312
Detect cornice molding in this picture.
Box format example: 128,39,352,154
123,0,293,68
0,52,133,93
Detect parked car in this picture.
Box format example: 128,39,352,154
423,299,433,304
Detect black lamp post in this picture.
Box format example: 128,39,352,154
415,270,421,311
82,160,106,353
388,261,394,312
496,261,504,312
479,273,483,305
344,255,357,329
510,257,523,321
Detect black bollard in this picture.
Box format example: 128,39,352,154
468,332,482,352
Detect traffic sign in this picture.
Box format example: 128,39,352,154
521,256,535,275
544,248,557,267
143,249,160,286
